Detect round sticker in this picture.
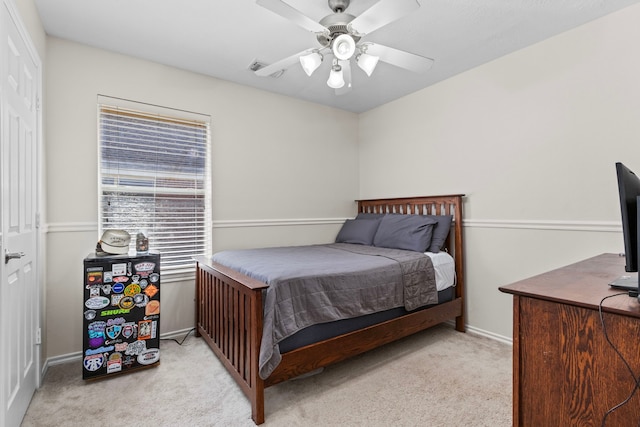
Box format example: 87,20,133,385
119,296,135,310
112,282,124,294
83,354,105,371
124,284,141,297
137,348,160,365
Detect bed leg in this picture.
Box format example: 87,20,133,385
454,295,466,332
251,386,265,425
195,262,203,337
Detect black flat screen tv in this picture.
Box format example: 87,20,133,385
611,162,640,290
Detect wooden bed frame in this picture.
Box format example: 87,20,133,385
194,194,465,424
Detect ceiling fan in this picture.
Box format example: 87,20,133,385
254,0,434,95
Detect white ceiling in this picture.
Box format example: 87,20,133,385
34,0,639,113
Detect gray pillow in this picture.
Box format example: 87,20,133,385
373,215,437,252
426,215,453,253
335,219,381,245
358,213,452,252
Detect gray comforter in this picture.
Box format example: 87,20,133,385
211,243,437,379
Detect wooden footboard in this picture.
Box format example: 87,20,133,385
196,194,465,425
194,258,268,424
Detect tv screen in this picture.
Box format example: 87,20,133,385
616,162,640,273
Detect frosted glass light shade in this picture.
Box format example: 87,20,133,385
357,53,379,77
332,34,356,60
299,52,323,76
327,66,345,89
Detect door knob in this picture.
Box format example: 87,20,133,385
5,250,25,264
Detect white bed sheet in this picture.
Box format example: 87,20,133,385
426,251,456,291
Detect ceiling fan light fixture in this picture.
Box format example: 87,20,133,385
327,62,345,89
356,52,379,77
299,51,323,76
332,34,356,60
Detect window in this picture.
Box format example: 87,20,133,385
98,96,211,280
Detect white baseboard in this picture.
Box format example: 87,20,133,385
465,324,513,345
443,320,513,345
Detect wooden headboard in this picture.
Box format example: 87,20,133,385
357,194,463,249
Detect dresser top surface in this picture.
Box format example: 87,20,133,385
499,253,640,317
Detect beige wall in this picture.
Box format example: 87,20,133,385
359,4,640,340
44,38,359,359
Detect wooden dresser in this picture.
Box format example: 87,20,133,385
499,253,640,426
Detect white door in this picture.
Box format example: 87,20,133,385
1,1,41,426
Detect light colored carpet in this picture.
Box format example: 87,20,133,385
21,324,512,426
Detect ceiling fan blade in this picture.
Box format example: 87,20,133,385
349,0,420,36
254,49,314,77
256,0,327,34
335,60,352,95
364,43,434,73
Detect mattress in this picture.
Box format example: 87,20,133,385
427,251,456,291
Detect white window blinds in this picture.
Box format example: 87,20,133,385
98,98,211,279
